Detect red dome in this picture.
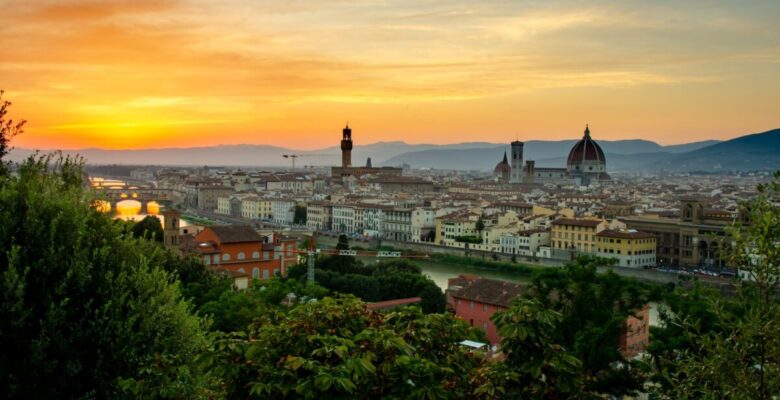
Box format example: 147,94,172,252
567,125,605,166
494,152,511,174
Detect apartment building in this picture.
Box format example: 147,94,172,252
594,229,657,268
551,218,608,255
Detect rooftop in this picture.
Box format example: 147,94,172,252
551,218,605,227
596,229,656,240
449,277,525,308
208,225,264,244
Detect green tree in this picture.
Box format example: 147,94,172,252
336,233,350,250
291,257,446,313
132,215,164,242
197,277,328,333
650,171,780,399
0,90,26,176
0,156,215,399
294,205,307,224
205,296,484,399
475,298,585,399
524,256,653,397
476,217,485,235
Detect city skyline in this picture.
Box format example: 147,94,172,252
2,0,779,150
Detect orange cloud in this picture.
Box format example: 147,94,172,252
1,0,778,150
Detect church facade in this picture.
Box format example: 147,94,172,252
494,125,611,186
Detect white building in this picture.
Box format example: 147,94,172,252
411,208,436,242
306,202,333,231
332,205,357,233
500,229,551,257
383,208,413,242
271,199,296,226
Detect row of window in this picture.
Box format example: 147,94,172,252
557,225,595,232
203,251,271,265
456,299,495,313
555,232,592,241
598,237,654,245
235,267,279,279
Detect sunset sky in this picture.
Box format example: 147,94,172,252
2,0,779,150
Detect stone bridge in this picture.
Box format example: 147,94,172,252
94,187,175,214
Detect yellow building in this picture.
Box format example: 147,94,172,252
551,218,608,255
435,212,479,245
594,229,656,268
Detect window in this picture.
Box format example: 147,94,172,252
222,253,230,261
483,304,488,312
252,251,260,259
263,269,270,279
237,268,245,273
213,254,219,264
263,251,270,260
252,267,260,279
469,301,474,309
203,256,210,265
237,252,246,260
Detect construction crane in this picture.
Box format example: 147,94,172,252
282,154,303,171
282,153,336,172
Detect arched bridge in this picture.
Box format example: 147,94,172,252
94,187,175,214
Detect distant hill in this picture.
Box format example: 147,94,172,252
380,130,779,172
8,141,507,167
8,144,298,167
531,152,673,171
379,139,709,170
11,131,774,172
647,129,780,171
662,140,720,154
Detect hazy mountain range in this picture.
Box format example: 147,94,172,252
9,129,780,172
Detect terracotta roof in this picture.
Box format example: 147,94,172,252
567,125,606,165
209,225,263,244
493,201,533,209
552,218,604,227
517,228,549,236
447,274,481,289
450,278,525,308
596,229,655,240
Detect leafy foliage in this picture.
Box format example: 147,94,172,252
475,299,584,399
293,205,307,224
131,215,164,242
524,256,655,397
204,295,484,399
289,257,446,313
454,235,482,244
649,171,780,399
0,156,216,399
0,90,26,175
197,278,328,333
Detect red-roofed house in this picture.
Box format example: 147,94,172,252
189,225,297,282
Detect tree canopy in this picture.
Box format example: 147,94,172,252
0,156,215,399
648,171,780,399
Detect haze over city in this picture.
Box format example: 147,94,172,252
2,0,779,150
